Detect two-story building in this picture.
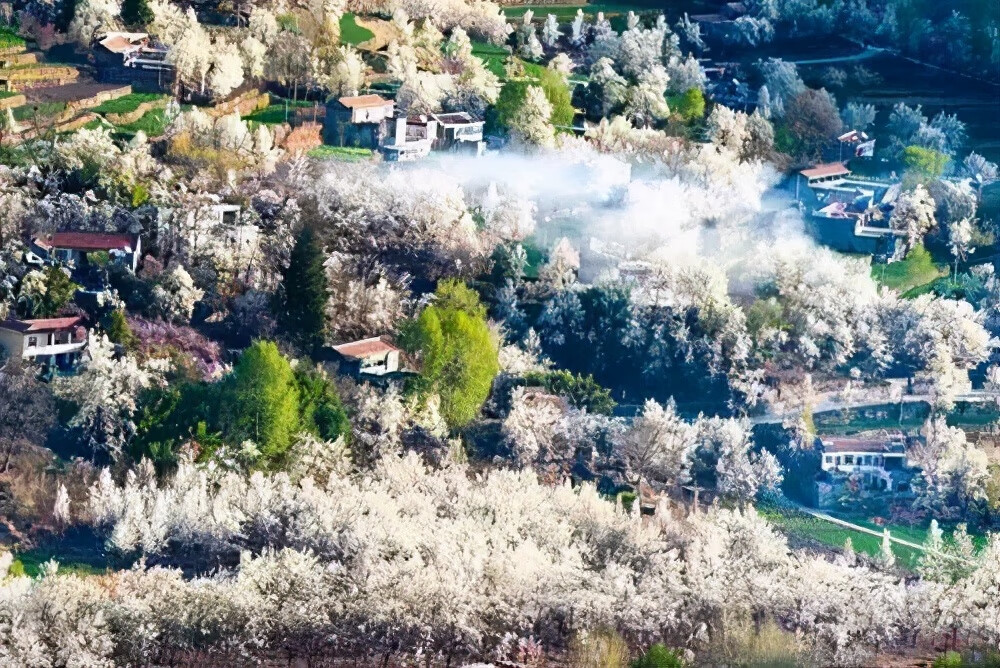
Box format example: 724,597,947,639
818,434,914,493
32,231,141,273
93,31,173,92
324,94,395,149
0,316,87,372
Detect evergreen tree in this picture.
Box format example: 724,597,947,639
121,0,155,27
280,227,328,353
295,365,351,442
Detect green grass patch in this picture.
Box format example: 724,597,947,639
244,99,317,125
92,92,166,115
759,504,922,567
114,107,170,137
0,27,25,50
340,12,374,46
12,101,65,122
872,244,948,295
472,40,509,78
0,90,19,99
307,144,374,162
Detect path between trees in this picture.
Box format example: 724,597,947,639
786,502,973,564
790,45,884,65
752,389,997,425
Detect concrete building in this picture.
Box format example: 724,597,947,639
32,232,141,272
324,94,395,149
93,32,173,91
819,435,914,493
0,316,87,372
329,336,402,377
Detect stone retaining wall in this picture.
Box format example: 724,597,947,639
64,85,131,116
206,90,269,118
0,93,25,109
0,64,78,88
104,96,168,125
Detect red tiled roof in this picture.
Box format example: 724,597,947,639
338,94,391,109
98,32,148,53
0,316,83,333
332,336,399,360
800,162,851,179
821,437,903,454
43,232,136,252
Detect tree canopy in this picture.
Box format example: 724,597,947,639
402,280,499,429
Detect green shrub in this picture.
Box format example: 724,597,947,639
632,643,685,668
618,491,637,512
933,651,963,668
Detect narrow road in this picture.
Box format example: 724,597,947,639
784,502,972,563
790,46,884,65
752,389,998,425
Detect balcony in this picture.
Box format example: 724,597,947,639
24,341,87,358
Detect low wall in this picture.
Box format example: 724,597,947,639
206,90,269,118
0,64,78,88
64,85,131,115
0,92,25,109
104,96,167,125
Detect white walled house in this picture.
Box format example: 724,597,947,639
819,435,915,492
32,232,141,272
0,317,87,372
330,337,402,377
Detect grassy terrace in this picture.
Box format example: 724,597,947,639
760,504,924,567
307,145,373,162
872,244,948,295
92,92,166,115
13,101,66,122
340,12,375,46
0,27,25,50
472,40,509,78
244,99,317,125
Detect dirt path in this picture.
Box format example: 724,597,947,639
791,45,884,65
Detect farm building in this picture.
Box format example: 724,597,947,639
93,32,173,91
32,231,142,272
324,94,394,149
0,316,88,373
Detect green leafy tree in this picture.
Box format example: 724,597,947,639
903,145,949,179
539,67,575,128
494,71,574,133
524,369,617,415
295,365,351,442
105,309,138,350
280,227,328,353
121,0,155,27
218,341,301,464
672,87,705,123
33,267,78,317
402,280,499,429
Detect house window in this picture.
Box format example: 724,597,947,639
824,455,833,464
27,336,37,348
835,456,841,466
864,455,872,465
844,455,854,465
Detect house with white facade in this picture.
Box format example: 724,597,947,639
329,336,403,378
32,231,141,272
0,317,88,373
818,434,915,493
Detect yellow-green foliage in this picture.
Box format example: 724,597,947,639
569,628,631,668
402,280,499,429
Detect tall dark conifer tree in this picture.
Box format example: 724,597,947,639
280,226,328,353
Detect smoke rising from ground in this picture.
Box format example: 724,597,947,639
393,146,815,284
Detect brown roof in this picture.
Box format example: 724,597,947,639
800,162,851,179
0,316,83,333
338,94,391,109
41,232,136,252
98,32,148,53
332,336,399,360
821,437,904,454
